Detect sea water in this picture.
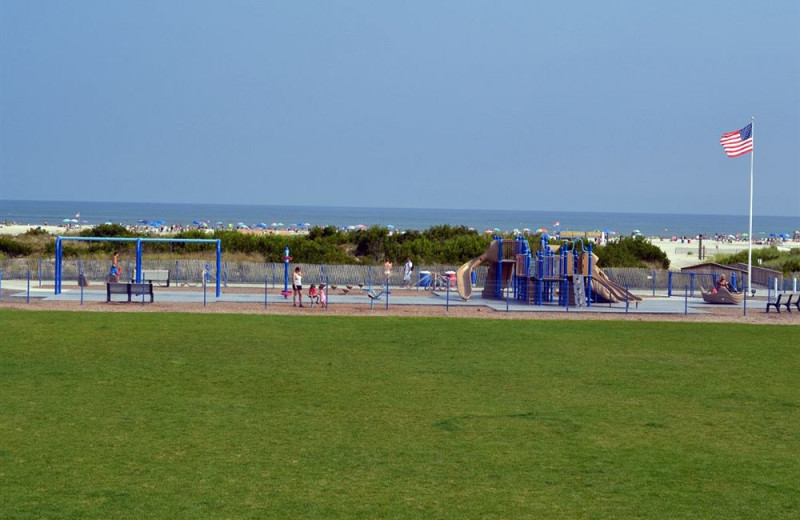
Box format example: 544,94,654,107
1,199,797,239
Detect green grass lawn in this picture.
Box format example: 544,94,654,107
2,310,798,519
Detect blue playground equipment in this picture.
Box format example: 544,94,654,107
54,236,222,297
282,246,292,298
479,235,597,308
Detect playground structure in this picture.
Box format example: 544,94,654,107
456,235,641,307
54,236,222,297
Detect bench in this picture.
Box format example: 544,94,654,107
140,269,170,287
107,282,154,303
766,293,794,313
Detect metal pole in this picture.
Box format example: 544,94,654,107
264,276,268,309
747,116,755,297
27,270,31,304
684,285,689,315
216,239,221,297
446,278,450,312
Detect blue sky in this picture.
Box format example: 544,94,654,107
2,1,798,217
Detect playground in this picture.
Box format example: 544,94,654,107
0,234,796,323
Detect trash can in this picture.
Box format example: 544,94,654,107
470,270,477,286
418,271,431,288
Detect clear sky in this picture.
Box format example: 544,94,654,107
2,1,798,217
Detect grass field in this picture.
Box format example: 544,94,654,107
2,310,798,519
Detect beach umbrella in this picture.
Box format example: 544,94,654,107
493,227,501,232
536,227,547,233
357,224,367,230
62,218,71,223
780,233,790,239
347,225,356,230
256,223,268,229
741,232,748,237
483,229,493,234
104,221,113,225
386,224,395,230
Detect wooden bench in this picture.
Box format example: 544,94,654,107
765,293,794,313
107,282,154,303
140,269,170,287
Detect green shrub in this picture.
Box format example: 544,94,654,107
0,236,34,257
595,236,670,269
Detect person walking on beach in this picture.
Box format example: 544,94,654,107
292,266,304,307
403,256,413,287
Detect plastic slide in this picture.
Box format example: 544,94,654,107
580,253,642,303
456,241,500,301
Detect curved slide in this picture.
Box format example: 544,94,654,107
581,253,642,303
456,241,500,301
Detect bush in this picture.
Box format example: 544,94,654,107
595,237,670,269
0,236,34,257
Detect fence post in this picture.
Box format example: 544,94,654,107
652,269,656,296
684,285,688,315
27,270,31,304
743,290,747,316
264,276,268,309
667,271,673,297
0,269,3,301
39,257,42,287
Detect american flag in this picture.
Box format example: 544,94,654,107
720,123,753,158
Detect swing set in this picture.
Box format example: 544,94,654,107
53,236,222,297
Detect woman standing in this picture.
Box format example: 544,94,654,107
292,266,304,307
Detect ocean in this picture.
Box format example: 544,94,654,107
1,199,798,239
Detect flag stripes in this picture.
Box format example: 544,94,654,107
720,123,753,157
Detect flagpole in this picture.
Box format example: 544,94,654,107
747,116,754,296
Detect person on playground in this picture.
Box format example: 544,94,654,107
402,256,413,287
383,257,393,283
308,284,319,305
716,274,731,291
109,250,121,282
317,283,327,308
292,266,304,307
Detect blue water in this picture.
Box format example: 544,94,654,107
1,199,797,239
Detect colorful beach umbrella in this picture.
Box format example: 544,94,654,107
536,228,547,233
